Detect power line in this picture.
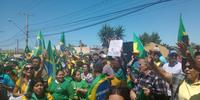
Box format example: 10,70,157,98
29,0,174,36
29,0,108,26
0,31,23,43
36,0,174,37
29,0,148,32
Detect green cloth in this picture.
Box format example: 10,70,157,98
133,33,147,58
178,14,187,42
29,93,48,100
64,76,72,82
115,68,127,81
48,80,74,100
127,80,134,89
71,80,88,99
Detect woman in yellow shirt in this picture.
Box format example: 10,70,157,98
13,63,34,97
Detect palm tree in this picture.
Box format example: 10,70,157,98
139,32,161,46
98,24,124,48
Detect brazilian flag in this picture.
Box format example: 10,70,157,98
133,33,147,58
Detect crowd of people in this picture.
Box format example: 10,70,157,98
0,42,200,100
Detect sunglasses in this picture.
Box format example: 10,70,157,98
185,64,193,69
25,67,34,70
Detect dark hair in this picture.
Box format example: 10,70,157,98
56,69,64,75
31,56,41,62
30,78,44,90
182,58,195,72
93,53,99,56
194,52,200,58
72,69,80,78
25,78,45,98
93,63,103,73
106,86,131,100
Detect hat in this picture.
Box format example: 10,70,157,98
168,50,177,57
153,45,160,52
169,50,177,54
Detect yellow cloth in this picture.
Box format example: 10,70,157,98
15,79,28,94
178,80,200,100
111,76,123,87
21,93,53,100
48,76,53,85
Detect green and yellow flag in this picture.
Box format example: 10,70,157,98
46,40,56,77
177,15,194,57
178,15,189,44
133,33,147,58
33,32,46,56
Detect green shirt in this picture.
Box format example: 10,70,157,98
29,93,51,100
48,80,74,100
64,76,72,82
71,80,88,99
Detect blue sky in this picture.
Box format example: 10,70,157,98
0,0,200,50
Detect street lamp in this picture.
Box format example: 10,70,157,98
8,18,30,53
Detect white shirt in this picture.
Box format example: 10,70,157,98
162,61,183,96
162,61,183,74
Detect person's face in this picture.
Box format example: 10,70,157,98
32,59,40,67
83,65,88,72
108,94,124,100
111,59,120,71
64,69,70,76
195,55,200,64
139,59,148,73
24,64,34,77
33,82,44,96
168,53,177,63
56,71,64,82
184,63,200,82
93,55,99,61
5,69,11,75
75,71,81,81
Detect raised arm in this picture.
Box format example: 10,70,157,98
147,55,172,84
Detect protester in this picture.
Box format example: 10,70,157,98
71,70,88,100
148,51,200,100
21,78,53,100
131,58,168,100
31,56,48,81
13,63,34,97
64,67,72,82
81,63,93,85
0,65,15,100
87,63,111,100
106,86,131,100
162,50,182,74
48,69,74,100
162,50,183,98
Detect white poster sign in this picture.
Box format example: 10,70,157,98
107,40,123,57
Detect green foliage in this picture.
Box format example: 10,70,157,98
98,24,124,48
139,32,161,45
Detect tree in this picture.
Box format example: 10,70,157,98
139,32,161,45
151,32,161,44
98,24,124,48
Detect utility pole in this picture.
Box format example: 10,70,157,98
23,13,32,53
26,14,28,48
16,39,19,54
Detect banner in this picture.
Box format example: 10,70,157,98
108,40,123,57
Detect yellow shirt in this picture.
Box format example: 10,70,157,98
178,80,200,100
15,78,28,94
